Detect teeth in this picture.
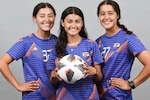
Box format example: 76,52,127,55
104,21,110,24
43,23,50,26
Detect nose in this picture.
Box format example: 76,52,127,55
104,14,109,19
45,16,49,21
71,22,76,28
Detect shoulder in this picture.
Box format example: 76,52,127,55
95,34,105,42
126,33,140,42
17,34,33,42
83,38,97,44
14,34,34,48
51,34,58,40
82,38,99,48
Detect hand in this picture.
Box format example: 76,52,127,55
16,81,39,92
83,62,96,78
51,67,62,81
109,77,131,90
50,68,62,88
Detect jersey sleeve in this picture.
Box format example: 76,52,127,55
7,38,29,60
128,34,146,56
92,41,104,65
47,50,56,71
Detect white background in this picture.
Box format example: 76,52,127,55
0,0,150,100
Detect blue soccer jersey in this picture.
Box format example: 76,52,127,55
96,29,146,100
47,38,103,100
7,33,58,100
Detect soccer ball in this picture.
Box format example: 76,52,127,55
57,54,85,84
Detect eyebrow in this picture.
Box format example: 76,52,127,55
39,12,54,15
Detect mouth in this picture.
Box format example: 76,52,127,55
69,27,78,32
103,20,111,25
43,22,51,26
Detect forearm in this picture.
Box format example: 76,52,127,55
0,64,20,90
133,65,150,87
50,70,59,89
133,50,150,87
94,65,103,83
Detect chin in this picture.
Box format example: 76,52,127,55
103,25,112,30
43,28,51,31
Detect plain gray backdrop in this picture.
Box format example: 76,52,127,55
0,0,150,100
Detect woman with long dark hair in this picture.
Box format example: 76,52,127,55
96,0,150,99
48,6,103,100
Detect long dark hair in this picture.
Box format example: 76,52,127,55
55,6,88,57
97,0,133,34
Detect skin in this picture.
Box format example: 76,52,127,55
98,4,120,36
50,14,102,87
33,7,55,39
98,4,150,90
0,7,55,92
61,14,83,46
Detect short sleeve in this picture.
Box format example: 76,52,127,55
92,41,104,65
7,39,28,60
128,34,146,56
47,50,57,71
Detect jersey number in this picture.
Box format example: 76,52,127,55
42,50,51,62
102,47,110,58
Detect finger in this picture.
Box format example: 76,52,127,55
55,67,59,71
83,74,88,78
28,81,39,89
82,63,87,69
56,73,62,81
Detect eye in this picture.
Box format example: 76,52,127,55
48,14,54,18
108,12,113,15
99,12,105,16
40,15,45,18
67,20,73,24
75,19,82,24
39,14,45,18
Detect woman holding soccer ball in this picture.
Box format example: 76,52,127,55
48,6,103,100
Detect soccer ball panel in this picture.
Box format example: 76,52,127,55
57,54,85,84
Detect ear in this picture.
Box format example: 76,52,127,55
32,16,36,23
117,15,120,20
61,20,64,27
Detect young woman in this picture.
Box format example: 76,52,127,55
0,2,57,100
96,0,150,100
48,6,103,100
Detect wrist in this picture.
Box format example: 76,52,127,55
94,67,97,75
128,80,136,89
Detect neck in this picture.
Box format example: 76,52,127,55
106,27,121,36
35,30,51,39
67,35,82,46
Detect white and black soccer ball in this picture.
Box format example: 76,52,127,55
57,54,85,84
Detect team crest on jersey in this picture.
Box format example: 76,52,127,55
82,52,90,57
113,43,120,48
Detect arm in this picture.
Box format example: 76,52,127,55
109,50,150,90
132,50,150,87
94,64,103,83
0,53,39,92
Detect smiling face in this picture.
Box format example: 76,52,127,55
61,14,83,37
33,7,55,32
98,4,119,31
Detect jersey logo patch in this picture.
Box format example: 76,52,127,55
82,52,90,57
113,43,120,48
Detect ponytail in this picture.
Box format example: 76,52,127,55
117,22,133,34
